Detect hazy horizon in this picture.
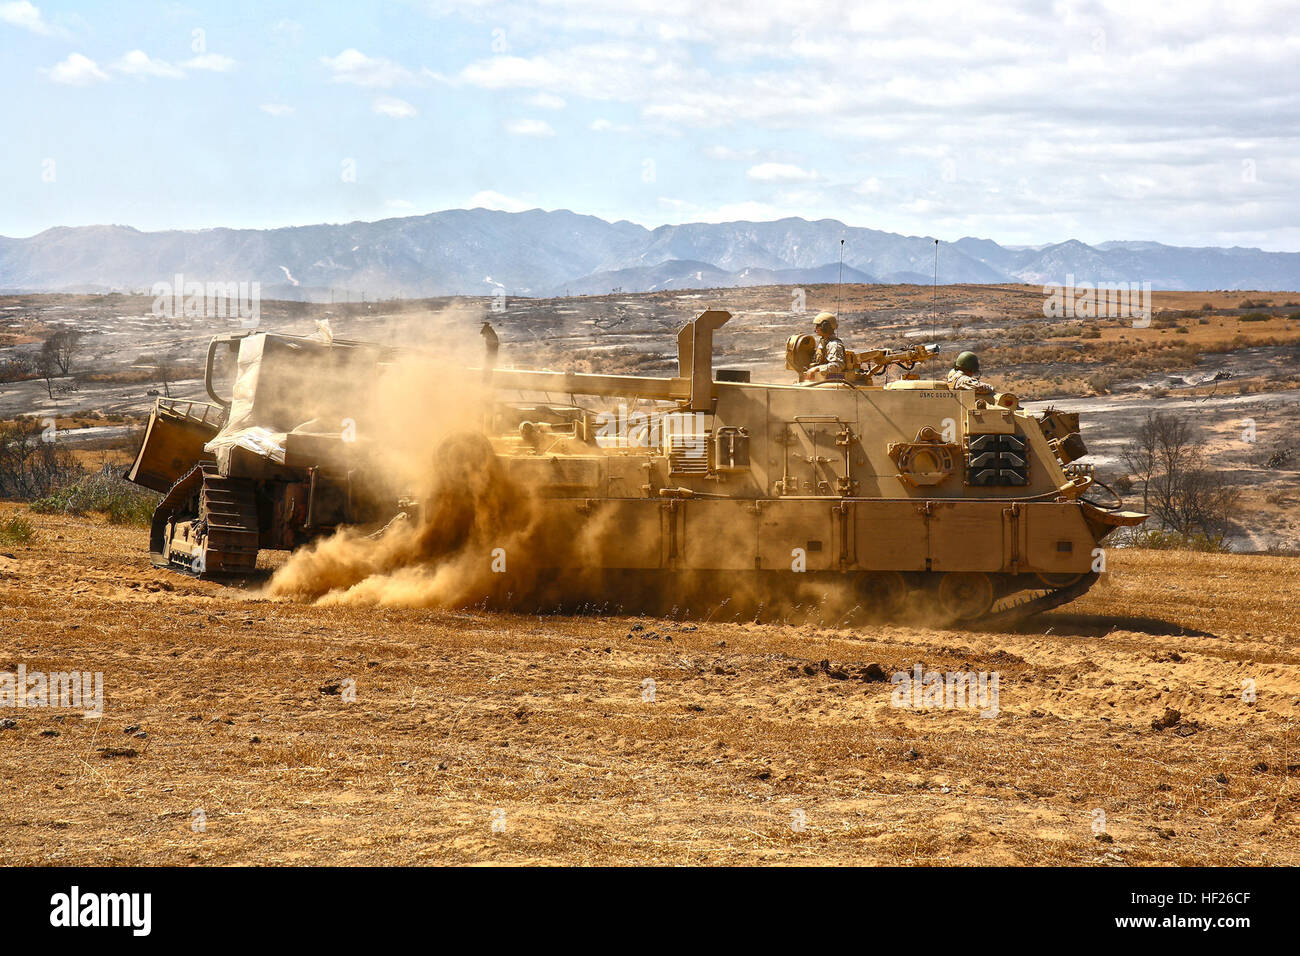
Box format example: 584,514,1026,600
4,206,1297,257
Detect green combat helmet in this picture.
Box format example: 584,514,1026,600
955,351,980,375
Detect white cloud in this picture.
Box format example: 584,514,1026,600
182,53,236,72
270,18,303,45
746,162,819,182
657,197,692,211
461,54,567,90
468,190,533,212
526,91,566,110
678,199,788,223
46,52,108,85
458,45,661,101
114,50,184,79
26,0,1300,249
505,118,555,137
704,145,757,161
0,1,62,36
321,49,432,87
643,102,712,124
260,103,294,116
385,199,416,211
373,95,417,118
388,2,1300,246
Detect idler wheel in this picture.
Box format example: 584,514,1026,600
1036,571,1084,589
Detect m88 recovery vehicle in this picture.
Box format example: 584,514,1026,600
127,309,1145,624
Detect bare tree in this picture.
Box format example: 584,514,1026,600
0,355,35,384
1120,412,1160,513
1145,413,1198,529
0,419,79,499
1167,468,1241,535
1122,411,1240,537
140,352,178,397
35,342,59,400
48,330,81,375
155,353,177,397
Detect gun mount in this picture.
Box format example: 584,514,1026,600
785,334,943,384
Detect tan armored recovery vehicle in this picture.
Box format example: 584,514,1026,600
126,310,1145,624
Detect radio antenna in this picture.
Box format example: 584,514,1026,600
931,238,939,342
836,238,845,319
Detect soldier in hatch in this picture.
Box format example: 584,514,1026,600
947,351,995,394
803,312,847,382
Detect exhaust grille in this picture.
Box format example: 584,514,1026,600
668,434,710,475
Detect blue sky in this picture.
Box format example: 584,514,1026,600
3,0,1299,249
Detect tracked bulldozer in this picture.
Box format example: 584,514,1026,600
126,310,1145,624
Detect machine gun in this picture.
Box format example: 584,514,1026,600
785,334,940,384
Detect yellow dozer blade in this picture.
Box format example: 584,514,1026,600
125,399,225,493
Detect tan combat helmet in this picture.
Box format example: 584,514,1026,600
814,312,838,334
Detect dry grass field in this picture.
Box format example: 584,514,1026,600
2,503,1297,866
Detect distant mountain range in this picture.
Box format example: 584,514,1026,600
2,209,1298,299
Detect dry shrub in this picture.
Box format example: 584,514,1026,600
0,418,80,500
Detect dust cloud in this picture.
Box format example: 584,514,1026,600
264,303,544,609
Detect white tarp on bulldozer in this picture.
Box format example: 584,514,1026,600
203,334,286,471
203,425,287,466
202,330,347,471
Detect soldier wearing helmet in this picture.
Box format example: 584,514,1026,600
804,312,847,382
947,351,994,394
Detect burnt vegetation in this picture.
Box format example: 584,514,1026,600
0,418,156,526
0,418,78,500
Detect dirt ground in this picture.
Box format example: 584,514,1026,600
1,504,1297,866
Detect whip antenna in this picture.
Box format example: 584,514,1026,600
931,238,939,342
836,238,845,319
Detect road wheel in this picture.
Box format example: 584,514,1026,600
858,570,908,618
937,571,994,621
